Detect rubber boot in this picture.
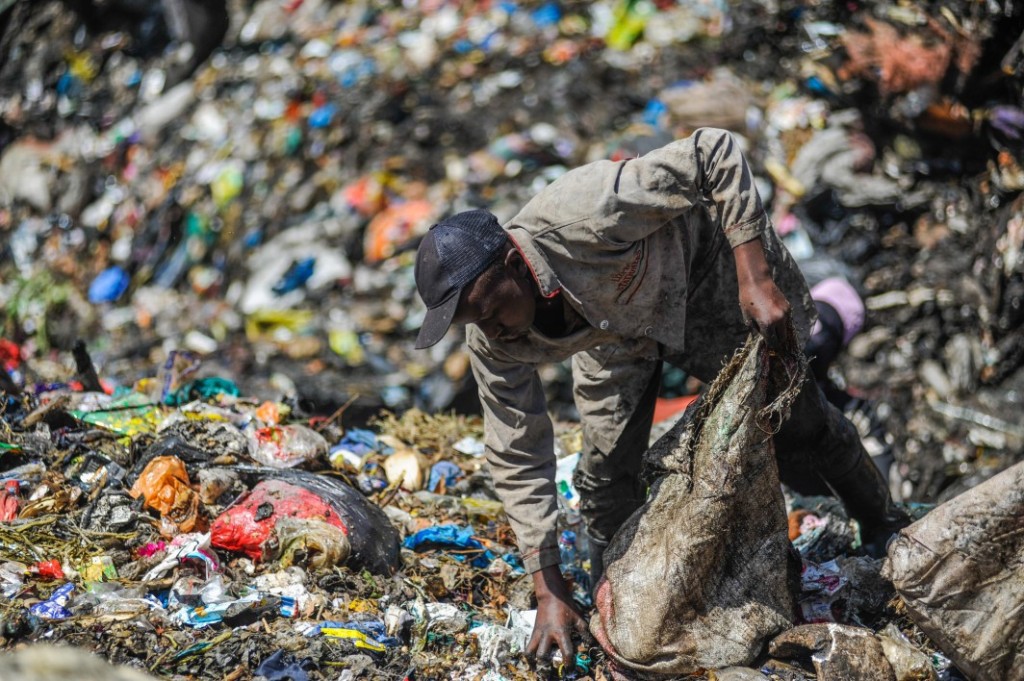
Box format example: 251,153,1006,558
587,533,609,600
828,451,911,557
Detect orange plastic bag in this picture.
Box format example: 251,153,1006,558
129,456,205,534
363,200,434,263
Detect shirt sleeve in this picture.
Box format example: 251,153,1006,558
598,127,769,248
467,325,561,573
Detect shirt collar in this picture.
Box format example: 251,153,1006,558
505,226,562,299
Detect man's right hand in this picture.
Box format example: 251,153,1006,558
526,565,587,664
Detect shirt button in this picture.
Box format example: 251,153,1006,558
599,320,609,330
644,326,653,336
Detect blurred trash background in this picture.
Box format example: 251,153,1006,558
2,0,1024,678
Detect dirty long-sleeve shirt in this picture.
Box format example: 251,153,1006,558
469,128,787,573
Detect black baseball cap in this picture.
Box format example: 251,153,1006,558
414,209,507,349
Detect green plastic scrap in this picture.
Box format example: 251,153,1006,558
69,393,163,436
164,377,240,406
169,630,232,663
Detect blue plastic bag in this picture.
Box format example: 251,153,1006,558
403,525,495,569
88,266,130,304
427,461,463,492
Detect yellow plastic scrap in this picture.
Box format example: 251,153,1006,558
460,497,505,521
80,555,117,582
346,599,378,614
403,362,429,381
65,50,99,82
557,429,584,458
245,309,316,343
328,329,366,366
319,627,386,653
606,0,655,51
763,157,806,198
211,162,245,208
180,409,229,423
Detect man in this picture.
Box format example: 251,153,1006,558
413,128,909,663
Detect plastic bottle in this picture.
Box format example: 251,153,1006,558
558,530,578,567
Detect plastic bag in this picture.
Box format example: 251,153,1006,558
71,392,164,437
275,516,351,570
362,200,433,263
877,623,938,681
212,468,402,575
882,460,1024,681
129,455,204,534
210,479,348,561
403,525,496,569
249,424,328,468
142,532,219,581
30,583,75,620
592,335,804,676
259,468,402,575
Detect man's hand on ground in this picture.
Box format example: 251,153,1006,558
733,237,791,350
527,565,587,664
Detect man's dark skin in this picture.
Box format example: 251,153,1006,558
453,236,791,663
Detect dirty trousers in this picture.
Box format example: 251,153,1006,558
571,238,865,546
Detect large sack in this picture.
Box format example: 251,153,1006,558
882,460,1024,681
592,335,804,677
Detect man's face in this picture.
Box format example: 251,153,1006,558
454,256,536,342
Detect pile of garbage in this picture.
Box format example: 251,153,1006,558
3,0,1024,479
0,350,983,681
2,0,1024,678
0,376,548,680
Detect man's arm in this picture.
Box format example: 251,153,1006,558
734,237,792,350
596,127,770,248
603,128,792,346
468,326,561,573
467,326,584,662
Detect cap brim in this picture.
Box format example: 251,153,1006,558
415,292,461,349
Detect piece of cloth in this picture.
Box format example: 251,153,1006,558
790,125,902,208
255,649,315,681
468,128,817,572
